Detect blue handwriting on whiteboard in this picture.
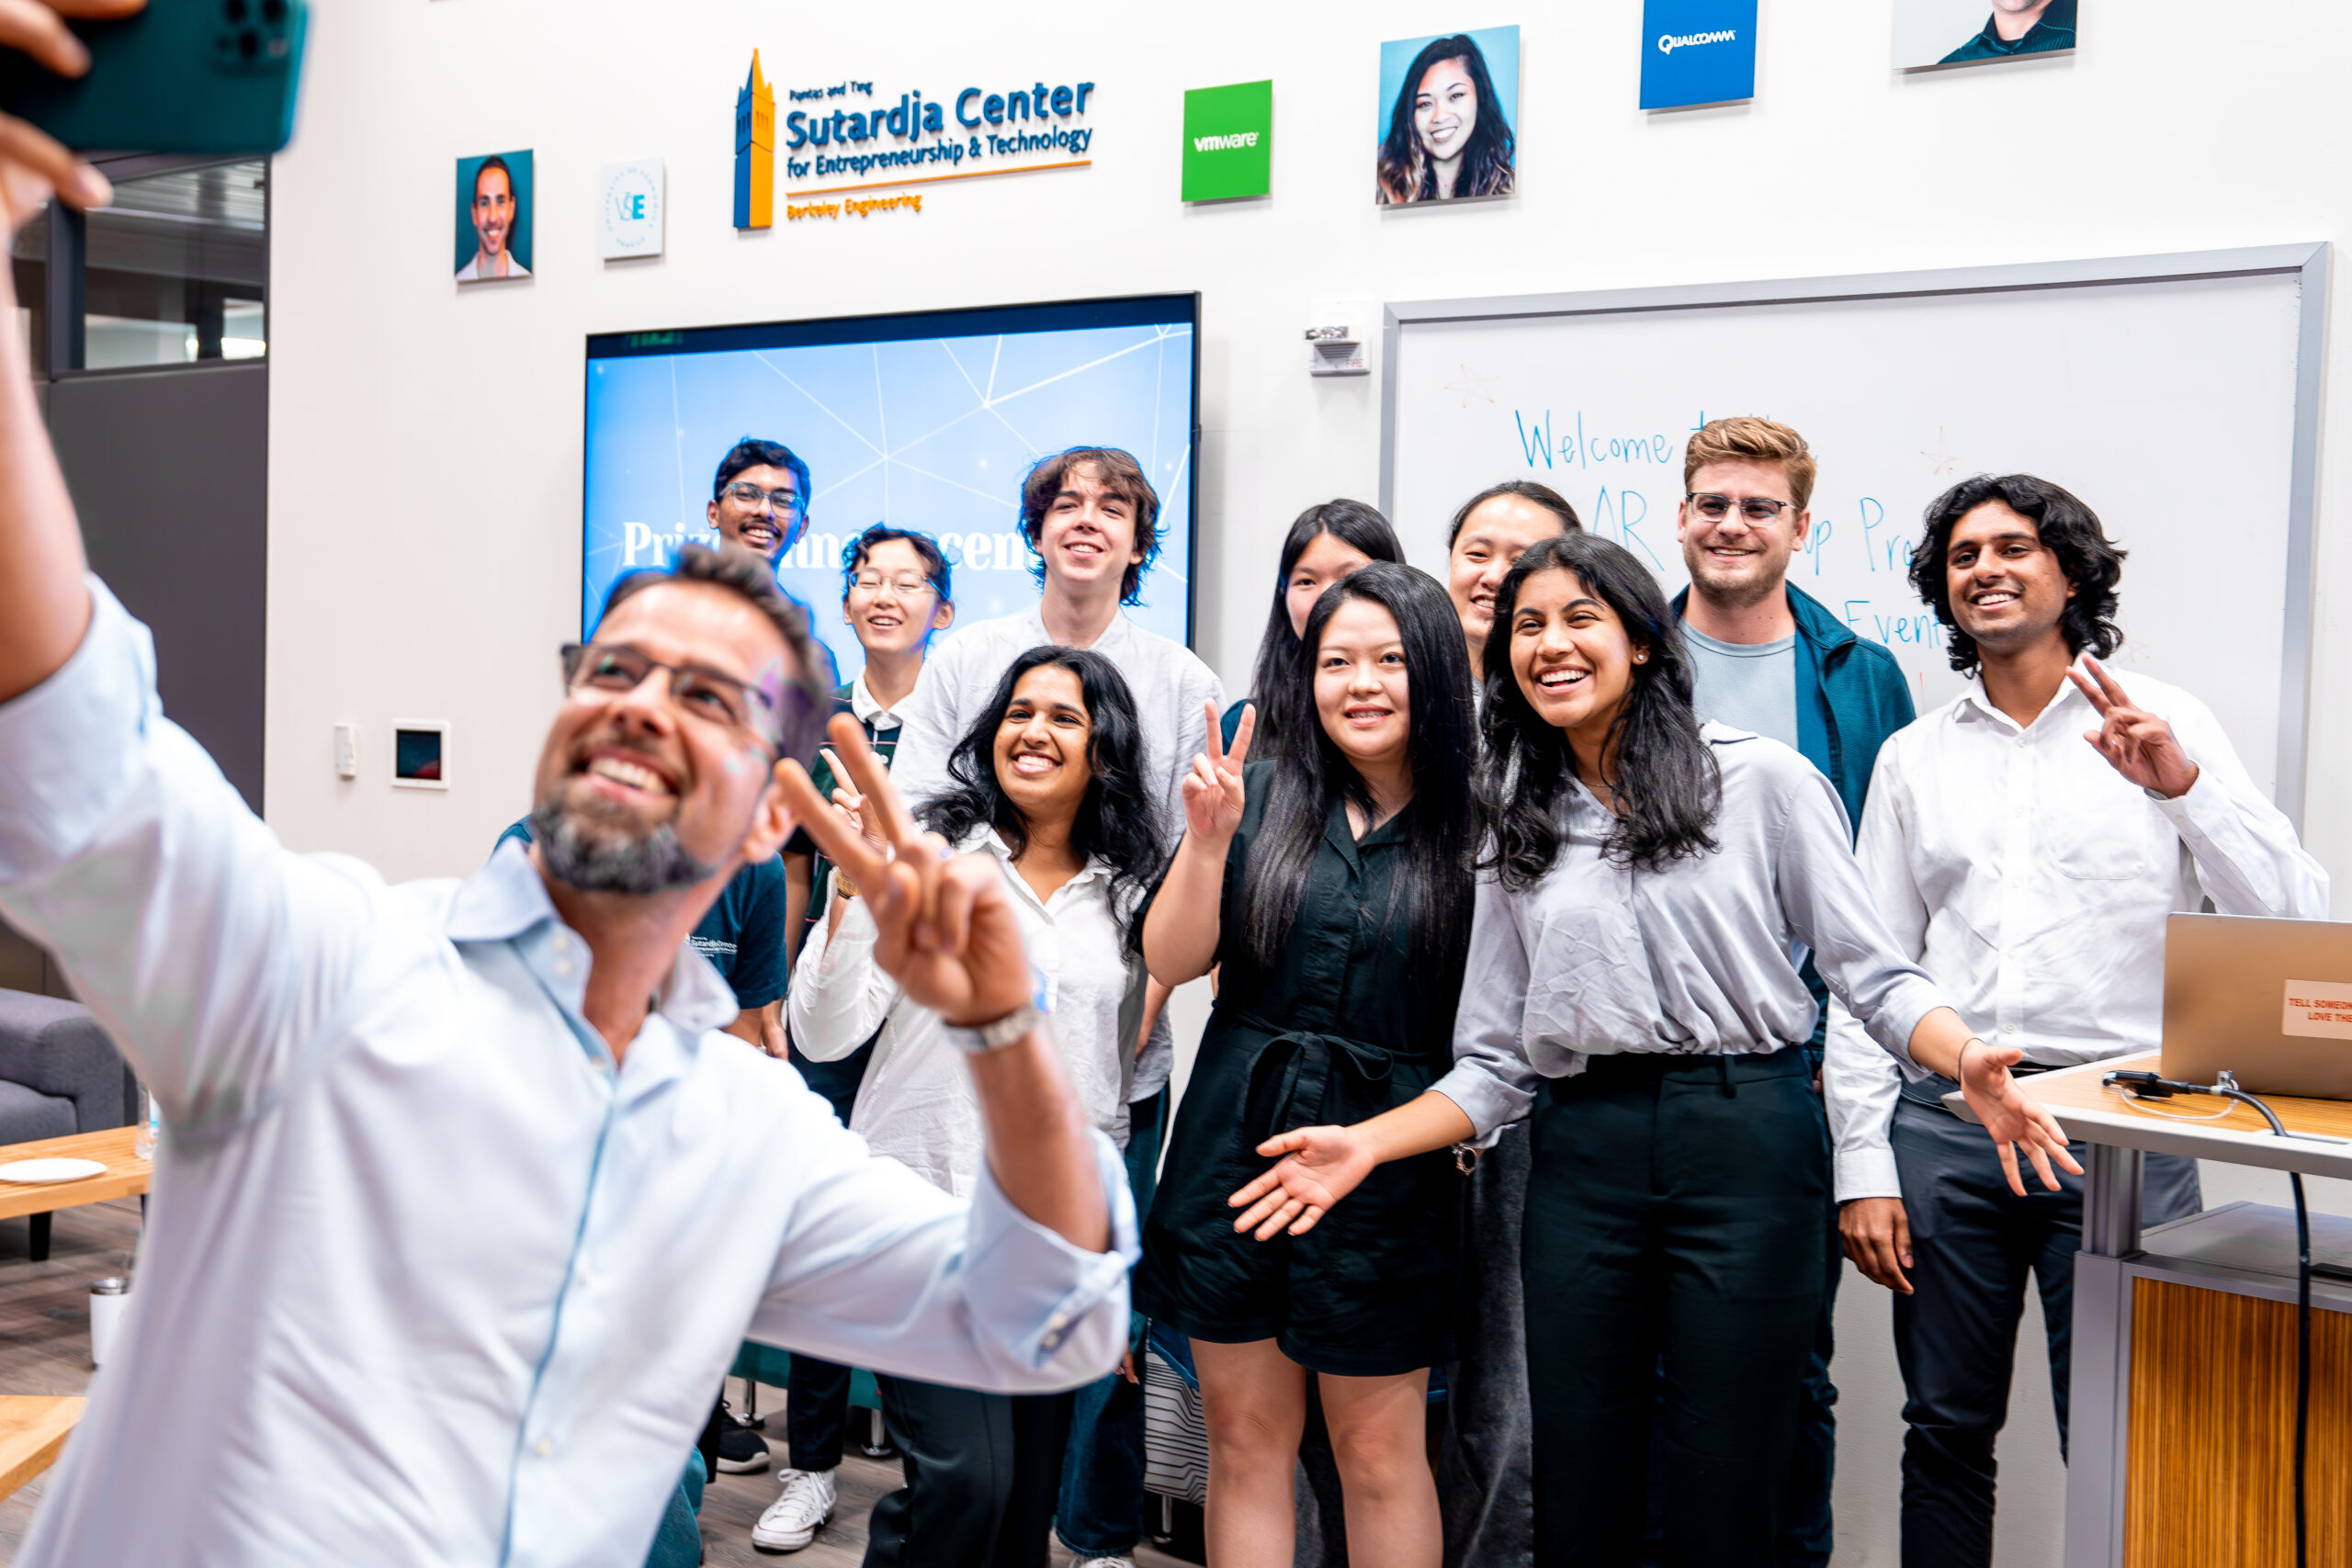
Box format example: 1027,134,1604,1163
1513,411,1679,472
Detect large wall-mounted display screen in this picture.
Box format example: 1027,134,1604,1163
582,294,1200,682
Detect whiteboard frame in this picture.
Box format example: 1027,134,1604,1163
1378,244,2331,825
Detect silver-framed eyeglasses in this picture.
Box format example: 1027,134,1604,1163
720,481,804,515
560,642,821,761
851,572,936,598
1686,491,1799,523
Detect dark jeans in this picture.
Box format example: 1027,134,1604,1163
1888,1091,2200,1568
1522,1052,1827,1567
786,1040,874,1473
1056,1089,1166,1558
865,1377,1072,1568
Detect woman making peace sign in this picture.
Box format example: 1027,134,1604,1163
1136,562,1476,1568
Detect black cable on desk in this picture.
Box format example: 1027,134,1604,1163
2102,1069,2310,1568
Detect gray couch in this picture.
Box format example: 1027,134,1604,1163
0,989,141,1260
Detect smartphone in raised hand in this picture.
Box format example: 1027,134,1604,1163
0,0,308,157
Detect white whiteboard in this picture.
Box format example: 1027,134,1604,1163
1383,250,2324,816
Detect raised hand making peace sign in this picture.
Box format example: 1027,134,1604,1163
1179,699,1255,846
776,713,1032,1028
2069,654,2199,800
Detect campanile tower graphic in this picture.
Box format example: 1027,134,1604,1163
733,50,775,230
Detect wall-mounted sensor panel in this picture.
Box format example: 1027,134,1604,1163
334,723,358,779
390,721,449,790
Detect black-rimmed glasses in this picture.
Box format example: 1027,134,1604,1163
1686,491,1800,523
561,642,820,760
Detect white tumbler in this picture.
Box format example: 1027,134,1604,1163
88,1277,129,1367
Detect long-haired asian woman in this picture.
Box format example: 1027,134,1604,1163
1375,33,1516,204
1219,498,1405,750
1225,535,2081,1566
1137,563,1477,1568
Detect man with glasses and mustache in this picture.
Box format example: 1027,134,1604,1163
1668,416,1917,1568
0,64,1134,1562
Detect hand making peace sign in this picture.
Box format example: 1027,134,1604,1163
776,714,1033,1028
1180,700,1255,846
2069,655,2199,800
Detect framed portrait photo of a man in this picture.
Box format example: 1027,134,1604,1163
456,150,534,282
1894,0,2076,69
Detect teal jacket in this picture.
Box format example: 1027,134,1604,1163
1672,581,1916,838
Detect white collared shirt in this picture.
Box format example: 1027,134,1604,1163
0,583,1137,1568
790,829,1148,1194
887,604,1223,1101
847,669,903,733
1823,669,2330,1201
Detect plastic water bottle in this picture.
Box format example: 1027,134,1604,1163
132,1086,159,1161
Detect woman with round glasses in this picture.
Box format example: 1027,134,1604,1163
1224,534,2079,1565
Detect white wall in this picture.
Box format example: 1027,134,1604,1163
264,3,2352,1562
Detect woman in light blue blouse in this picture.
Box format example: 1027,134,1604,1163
1227,533,2079,1567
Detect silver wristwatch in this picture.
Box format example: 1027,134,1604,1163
942,1000,1048,1055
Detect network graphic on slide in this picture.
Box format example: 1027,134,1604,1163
584,320,1196,678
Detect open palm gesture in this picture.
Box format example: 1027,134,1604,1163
2070,656,2199,800
777,715,1032,1028
1226,1123,1376,1240
1181,701,1253,846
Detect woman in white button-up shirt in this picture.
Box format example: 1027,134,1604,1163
1226,534,2081,1567
789,644,1162,1568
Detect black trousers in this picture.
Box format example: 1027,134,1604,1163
787,1041,875,1473
1523,1051,1826,1568
1889,1093,2200,1568
863,1376,1072,1568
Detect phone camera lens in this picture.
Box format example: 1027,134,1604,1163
262,0,286,18
223,0,246,18
237,27,259,59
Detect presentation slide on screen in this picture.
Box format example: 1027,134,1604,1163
582,300,1197,685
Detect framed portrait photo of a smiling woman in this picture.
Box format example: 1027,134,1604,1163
1375,26,1520,206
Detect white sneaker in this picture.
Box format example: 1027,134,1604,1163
751,1467,836,1553
1070,1558,1136,1568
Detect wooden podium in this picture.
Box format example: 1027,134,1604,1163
2006,1055,2351,1567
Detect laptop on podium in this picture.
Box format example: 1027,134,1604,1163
2162,912,2352,1100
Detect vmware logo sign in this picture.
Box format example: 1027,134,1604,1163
1182,80,1272,201
1641,0,1758,108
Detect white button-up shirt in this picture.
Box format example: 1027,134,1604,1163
887,604,1222,1101
1823,670,2330,1201
1433,727,1948,1135
791,830,1147,1193
0,583,1137,1568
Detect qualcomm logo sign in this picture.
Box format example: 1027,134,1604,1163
1657,28,1736,51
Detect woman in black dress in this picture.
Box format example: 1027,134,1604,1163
1136,562,1476,1568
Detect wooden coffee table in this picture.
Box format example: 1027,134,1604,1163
0,1127,151,1261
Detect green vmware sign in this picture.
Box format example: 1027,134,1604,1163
1182,80,1272,201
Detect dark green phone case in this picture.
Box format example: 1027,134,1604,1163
0,0,308,157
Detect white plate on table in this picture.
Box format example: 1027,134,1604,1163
0,1158,105,1184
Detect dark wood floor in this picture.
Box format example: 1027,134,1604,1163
0,1196,1186,1567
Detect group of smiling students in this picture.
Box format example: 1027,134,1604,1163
756,414,2321,1568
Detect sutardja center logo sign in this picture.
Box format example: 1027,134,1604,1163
776,76,1098,186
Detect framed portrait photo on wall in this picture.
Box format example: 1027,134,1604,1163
456,150,534,282
1375,26,1519,206
1894,0,2075,68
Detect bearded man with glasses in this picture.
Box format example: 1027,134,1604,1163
1662,415,1917,1568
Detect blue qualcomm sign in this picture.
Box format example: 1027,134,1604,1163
1640,0,1758,109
